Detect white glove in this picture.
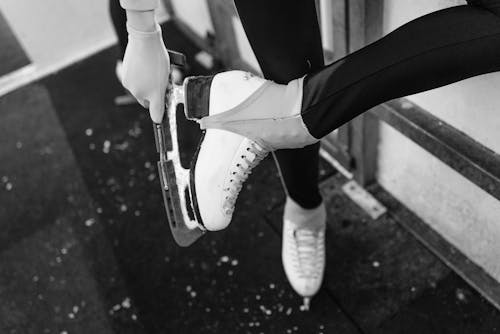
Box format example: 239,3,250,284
122,23,170,123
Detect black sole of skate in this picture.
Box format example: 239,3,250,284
153,50,205,247
188,131,207,228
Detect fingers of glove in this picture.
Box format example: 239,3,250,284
122,83,147,108
139,99,149,109
120,71,138,100
148,93,165,124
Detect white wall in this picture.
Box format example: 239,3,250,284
170,0,214,38
379,124,500,276
378,0,500,280
0,0,115,69
0,0,167,92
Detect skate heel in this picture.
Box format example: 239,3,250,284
184,75,214,120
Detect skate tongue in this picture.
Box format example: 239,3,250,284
294,229,322,276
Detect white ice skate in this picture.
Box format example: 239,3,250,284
183,72,271,232
183,71,320,231
282,198,326,310
159,69,320,246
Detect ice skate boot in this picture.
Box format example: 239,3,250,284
282,197,326,311
181,71,319,232
153,50,206,247
183,74,269,231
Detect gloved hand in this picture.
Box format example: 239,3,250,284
122,23,170,123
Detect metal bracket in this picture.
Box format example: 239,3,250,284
342,180,387,220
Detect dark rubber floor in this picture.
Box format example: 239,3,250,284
0,21,499,334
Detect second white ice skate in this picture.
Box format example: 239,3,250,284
282,198,326,310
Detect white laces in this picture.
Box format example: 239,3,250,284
223,141,268,215
288,228,325,278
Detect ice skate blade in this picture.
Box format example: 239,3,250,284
155,83,205,247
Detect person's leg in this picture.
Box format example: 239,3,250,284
302,1,500,138
233,0,326,306
109,0,128,60
233,0,323,209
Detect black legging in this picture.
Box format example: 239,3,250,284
234,0,324,209
300,1,500,138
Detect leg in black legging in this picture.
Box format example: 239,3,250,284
109,0,128,60
302,1,500,138
234,0,324,209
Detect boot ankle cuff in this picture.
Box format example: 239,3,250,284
288,77,319,142
284,197,326,227
287,76,321,144
284,76,305,117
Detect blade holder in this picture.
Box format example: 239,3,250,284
153,50,186,196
